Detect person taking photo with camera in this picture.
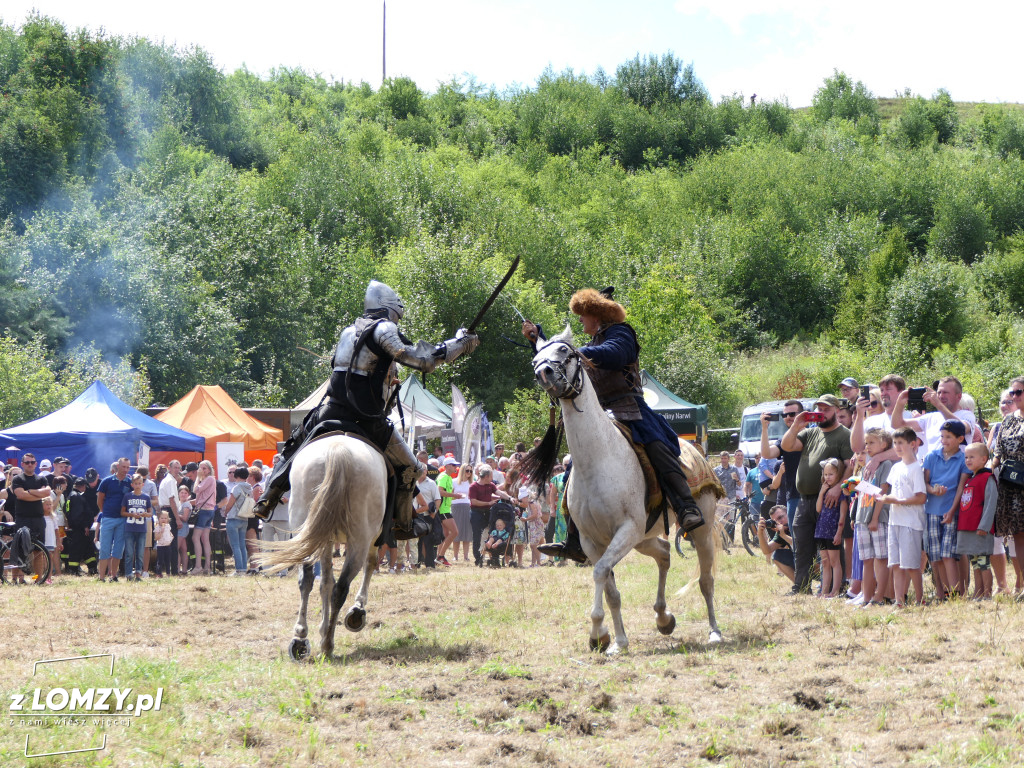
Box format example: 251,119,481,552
757,504,794,583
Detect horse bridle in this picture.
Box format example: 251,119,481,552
533,341,586,405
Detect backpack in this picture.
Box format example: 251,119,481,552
9,526,33,573
235,489,256,519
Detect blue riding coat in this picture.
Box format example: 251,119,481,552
580,323,681,457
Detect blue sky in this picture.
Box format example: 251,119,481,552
5,1,1020,106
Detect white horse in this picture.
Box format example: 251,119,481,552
532,328,722,654
260,435,389,661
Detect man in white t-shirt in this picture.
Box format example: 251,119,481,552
892,376,977,458
852,374,920,453
158,461,182,572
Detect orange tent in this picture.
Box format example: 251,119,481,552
150,385,283,470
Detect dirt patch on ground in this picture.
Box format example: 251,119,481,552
4,552,1024,766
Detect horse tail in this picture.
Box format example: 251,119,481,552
261,442,349,572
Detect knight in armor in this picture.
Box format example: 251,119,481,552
524,287,704,563
254,281,480,540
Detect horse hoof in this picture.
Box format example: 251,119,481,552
589,633,611,652
605,643,624,656
708,631,723,645
657,615,676,636
288,638,311,662
344,607,366,633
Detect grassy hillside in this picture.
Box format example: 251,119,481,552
3,16,1024,434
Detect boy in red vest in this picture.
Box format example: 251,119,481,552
955,443,997,598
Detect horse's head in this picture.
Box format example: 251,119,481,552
532,325,585,400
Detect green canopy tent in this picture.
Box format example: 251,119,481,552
397,374,453,437
639,370,709,447
291,374,452,437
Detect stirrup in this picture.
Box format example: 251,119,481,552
679,508,704,533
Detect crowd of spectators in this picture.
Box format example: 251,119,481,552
0,437,569,582
7,370,1022,606
750,374,1024,608
374,444,566,574
0,453,278,583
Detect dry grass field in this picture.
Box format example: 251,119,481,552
3,546,1024,767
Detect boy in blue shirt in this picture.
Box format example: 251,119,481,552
923,420,970,599
122,474,152,581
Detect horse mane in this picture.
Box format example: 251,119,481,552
517,418,564,494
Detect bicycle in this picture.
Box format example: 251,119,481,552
0,520,52,585
738,499,764,557
674,499,741,557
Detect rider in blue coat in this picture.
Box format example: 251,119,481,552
524,287,704,563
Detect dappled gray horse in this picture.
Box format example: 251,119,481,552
260,435,388,660
533,328,721,654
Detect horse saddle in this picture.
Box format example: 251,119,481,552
306,422,394,479
607,421,668,535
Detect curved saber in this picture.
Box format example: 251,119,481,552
466,255,520,333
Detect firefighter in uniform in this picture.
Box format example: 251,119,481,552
65,476,97,575
254,281,480,539
524,287,704,563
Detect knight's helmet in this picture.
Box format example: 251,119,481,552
364,280,405,322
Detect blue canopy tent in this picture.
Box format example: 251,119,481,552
0,381,205,472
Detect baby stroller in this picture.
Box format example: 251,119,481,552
485,500,517,567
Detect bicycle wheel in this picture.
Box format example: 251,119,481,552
25,542,52,585
741,520,759,557
674,528,686,558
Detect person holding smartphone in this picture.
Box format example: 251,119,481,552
891,376,977,459
780,395,854,595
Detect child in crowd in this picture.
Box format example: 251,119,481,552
122,474,151,581
955,443,998,599
51,476,67,575
814,458,847,598
176,485,192,575
42,494,57,585
484,518,510,567
925,420,970,598
855,428,895,607
512,492,528,568
879,427,927,607
154,511,174,578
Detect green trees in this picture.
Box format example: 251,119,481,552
615,53,707,109
2,14,1024,431
812,70,879,133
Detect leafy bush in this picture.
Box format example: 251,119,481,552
614,53,706,109
885,257,970,351
811,70,879,134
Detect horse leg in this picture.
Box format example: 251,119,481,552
344,547,376,632
289,563,316,662
691,499,722,644
325,547,364,653
318,550,337,657
588,524,640,654
634,535,675,636
603,569,628,655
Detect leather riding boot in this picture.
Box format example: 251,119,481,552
253,482,283,521
663,471,704,532
537,517,588,563
646,441,703,533
391,466,431,541
254,429,305,519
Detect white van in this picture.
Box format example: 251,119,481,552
737,399,818,462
